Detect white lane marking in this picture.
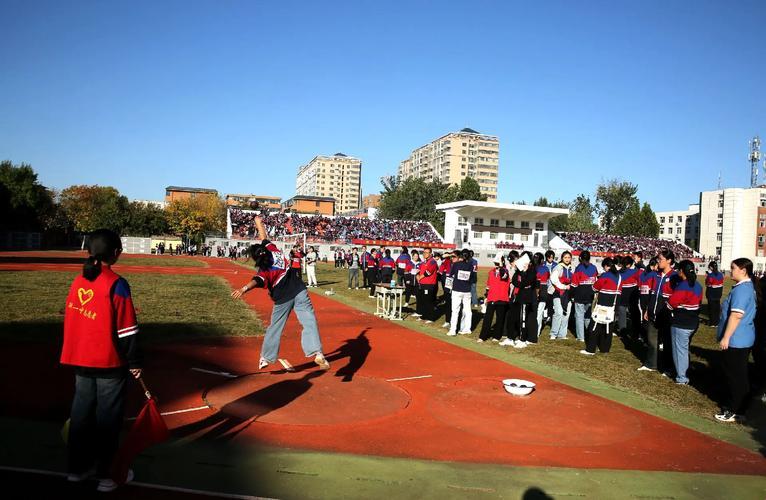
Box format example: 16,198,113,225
191,367,238,378
125,405,211,421
385,375,432,382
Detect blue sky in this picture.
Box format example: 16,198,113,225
1,0,764,211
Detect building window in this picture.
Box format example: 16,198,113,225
458,216,467,225
474,217,484,225
677,227,682,234
521,234,529,241
660,228,664,235
535,222,544,231
716,233,722,241
473,232,482,239
489,232,497,240
760,235,766,246
521,221,530,229
668,216,674,223
490,219,499,227
506,220,515,228
660,217,665,223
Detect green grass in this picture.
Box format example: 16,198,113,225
0,271,262,343
305,264,763,436
115,256,207,267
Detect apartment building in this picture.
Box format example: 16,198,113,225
296,153,362,214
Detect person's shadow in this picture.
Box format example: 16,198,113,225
173,370,324,442
327,330,371,382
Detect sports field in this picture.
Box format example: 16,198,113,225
1,253,765,499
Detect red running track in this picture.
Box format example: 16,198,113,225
2,252,765,475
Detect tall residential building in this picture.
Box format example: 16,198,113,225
295,153,362,215
699,187,766,271
398,128,499,201
655,204,700,250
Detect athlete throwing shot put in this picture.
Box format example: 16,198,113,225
231,215,330,371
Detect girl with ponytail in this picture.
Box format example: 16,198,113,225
666,260,702,385
61,229,143,492
715,258,758,422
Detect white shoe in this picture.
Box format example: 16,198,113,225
447,331,457,336
97,470,134,492
441,322,450,328
411,313,421,317
499,338,514,346
476,339,484,343
314,353,330,370
491,338,499,343
579,349,595,356
258,358,270,369
513,340,527,349
67,467,96,482
424,320,433,324
458,331,472,335
637,366,655,372
549,337,556,341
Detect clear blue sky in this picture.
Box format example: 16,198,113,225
1,0,764,211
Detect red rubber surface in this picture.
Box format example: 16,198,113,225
2,252,765,475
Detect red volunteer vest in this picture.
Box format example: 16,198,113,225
61,267,123,368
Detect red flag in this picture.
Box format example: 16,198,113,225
111,398,169,484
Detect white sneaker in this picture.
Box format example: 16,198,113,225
458,331,472,335
637,366,655,372
513,340,527,349
549,336,556,341
447,331,457,336
314,353,330,370
97,470,134,492
499,338,514,346
424,320,433,324
411,313,421,318
491,338,499,343
258,358,270,369
441,322,450,328
476,339,484,343
579,349,595,356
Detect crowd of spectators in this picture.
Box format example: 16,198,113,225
228,209,441,243
558,231,697,259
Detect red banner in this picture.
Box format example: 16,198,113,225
351,239,455,249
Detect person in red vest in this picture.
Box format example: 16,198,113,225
479,254,510,342
438,251,454,328
416,248,439,323
61,229,143,493
289,245,304,279
366,247,379,298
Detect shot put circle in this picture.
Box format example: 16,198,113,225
204,372,411,425
428,377,643,446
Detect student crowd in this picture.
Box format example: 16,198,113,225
297,245,764,424
558,232,697,260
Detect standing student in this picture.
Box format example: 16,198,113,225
469,250,479,307
347,247,361,289
638,250,677,373
705,261,724,327
447,249,474,336
479,255,510,342
633,251,645,271
379,249,396,284
515,252,541,346
361,245,370,288
416,248,439,323
438,251,454,328
231,216,330,371
405,250,421,307
639,257,659,344
570,250,599,342
289,245,304,280
536,250,555,337
548,251,573,340
61,229,143,493
366,248,378,298
715,258,759,422
305,246,318,288
580,257,622,355
667,260,702,385
396,247,411,286
617,256,640,338
501,251,521,346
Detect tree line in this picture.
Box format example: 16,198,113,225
0,160,226,243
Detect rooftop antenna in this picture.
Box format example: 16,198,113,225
750,136,761,188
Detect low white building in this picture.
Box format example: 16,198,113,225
699,187,766,271
655,204,700,250
436,200,569,266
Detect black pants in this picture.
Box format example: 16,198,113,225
381,269,393,284
396,271,405,286
708,300,721,326
505,303,521,340
586,321,614,353
417,285,437,321
367,269,377,297
721,347,751,414
520,302,538,343
68,374,127,476
442,289,452,323
645,319,673,372
480,301,508,340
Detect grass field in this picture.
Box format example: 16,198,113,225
0,271,262,342
301,263,759,424
115,256,207,267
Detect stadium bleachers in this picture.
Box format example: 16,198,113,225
557,231,697,259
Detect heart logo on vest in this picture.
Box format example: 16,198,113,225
78,288,94,306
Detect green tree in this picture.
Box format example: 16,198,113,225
124,201,169,237
595,179,639,233
59,185,130,234
613,200,642,236
0,160,55,231
379,177,446,232
638,202,661,238
566,194,599,233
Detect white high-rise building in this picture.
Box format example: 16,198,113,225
655,204,700,250
296,153,362,215
699,187,766,271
